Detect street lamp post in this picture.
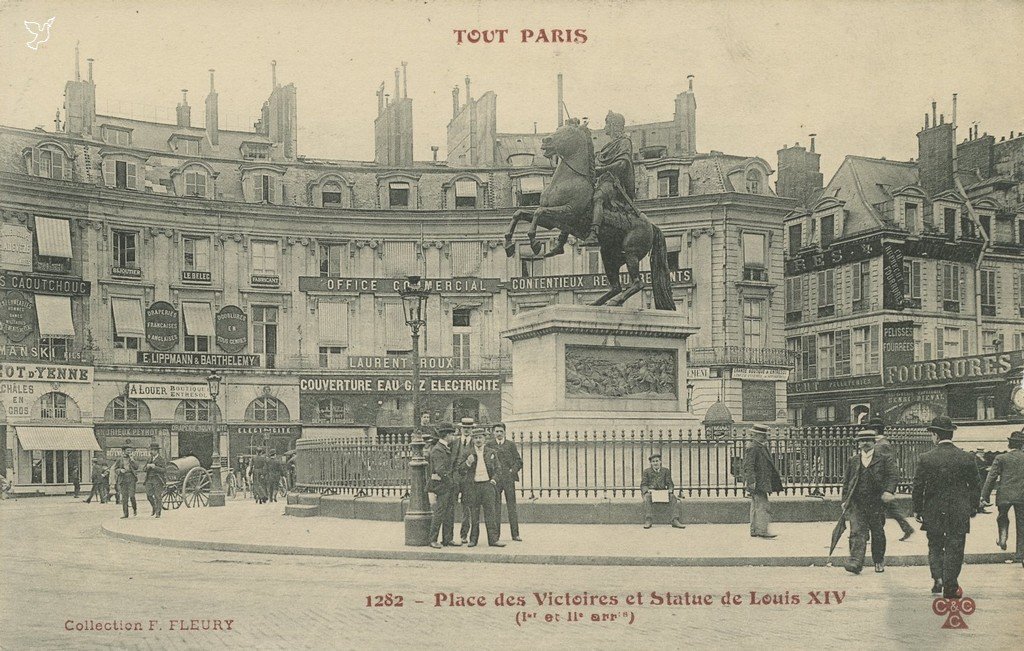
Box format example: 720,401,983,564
206,370,226,507
400,275,431,545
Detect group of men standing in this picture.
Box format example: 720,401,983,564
250,447,287,504
741,416,1024,600
85,442,169,518
425,418,522,549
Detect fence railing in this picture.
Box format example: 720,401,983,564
294,426,933,499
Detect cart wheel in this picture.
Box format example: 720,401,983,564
163,486,184,510
182,467,211,508
279,476,290,500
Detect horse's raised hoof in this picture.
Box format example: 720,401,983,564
543,244,565,258
530,240,543,255
504,242,516,258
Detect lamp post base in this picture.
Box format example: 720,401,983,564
208,491,226,507
404,511,433,546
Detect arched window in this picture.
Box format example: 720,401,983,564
746,169,762,194
182,399,212,421
108,396,151,422
246,397,289,422
184,168,208,197
27,145,72,181
40,392,69,420
317,398,348,423
322,182,343,206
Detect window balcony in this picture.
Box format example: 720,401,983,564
687,346,797,368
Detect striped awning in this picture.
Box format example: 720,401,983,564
35,294,75,336
34,217,73,258
111,297,145,336
318,301,349,346
455,179,477,197
17,426,100,451
182,302,214,336
520,176,545,194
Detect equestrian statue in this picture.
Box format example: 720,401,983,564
503,111,675,310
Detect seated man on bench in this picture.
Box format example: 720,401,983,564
640,454,686,530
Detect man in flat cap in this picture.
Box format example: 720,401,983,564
143,442,169,518
742,424,784,538
913,416,981,598
640,453,685,529
982,429,1024,568
841,426,899,574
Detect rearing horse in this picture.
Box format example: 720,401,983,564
503,120,675,310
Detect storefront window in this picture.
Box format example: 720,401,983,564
40,392,69,420
111,396,141,421
183,400,211,421
30,450,77,484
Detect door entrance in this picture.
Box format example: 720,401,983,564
177,431,214,468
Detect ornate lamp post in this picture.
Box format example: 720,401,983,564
400,275,431,545
206,370,226,507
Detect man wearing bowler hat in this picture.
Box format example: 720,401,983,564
841,427,899,574
870,419,916,541
912,416,981,597
981,429,1024,568
742,424,784,538
143,442,169,518
112,443,139,518
640,453,685,530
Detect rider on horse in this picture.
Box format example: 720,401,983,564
579,111,636,247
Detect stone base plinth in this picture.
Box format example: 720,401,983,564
502,304,700,431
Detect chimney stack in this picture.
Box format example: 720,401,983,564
940,114,944,125
74,42,80,81
431,145,438,162
464,75,471,102
952,93,957,127
925,113,929,129
87,58,94,82
205,69,219,145
687,74,694,92
394,68,401,104
809,133,817,153
176,89,191,127
402,61,408,98
932,101,937,128
272,60,277,89
557,73,564,127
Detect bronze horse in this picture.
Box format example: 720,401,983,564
502,120,675,310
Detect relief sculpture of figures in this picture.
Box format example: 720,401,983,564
503,113,676,310
565,347,676,398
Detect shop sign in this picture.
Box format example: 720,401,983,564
0,362,91,383
785,235,882,276
884,389,947,412
215,305,248,353
33,256,71,275
127,383,212,400
508,269,693,293
741,380,777,421
175,422,217,434
883,351,1023,388
0,224,33,271
230,425,301,437
788,375,883,394
686,366,711,380
732,368,789,381
0,343,86,363
251,274,280,288
145,301,179,351
904,237,983,264
0,380,36,418
881,242,905,310
181,270,211,284
0,270,89,295
111,266,142,279
299,276,502,294
0,290,34,342
137,351,262,368
882,321,915,369
347,355,454,370
299,375,502,394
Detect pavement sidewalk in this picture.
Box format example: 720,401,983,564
101,501,1022,567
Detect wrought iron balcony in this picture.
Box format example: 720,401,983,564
687,346,798,368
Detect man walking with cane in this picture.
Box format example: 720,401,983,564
841,427,899,574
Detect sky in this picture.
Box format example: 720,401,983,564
2,0,1022,181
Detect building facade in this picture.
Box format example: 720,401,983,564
0,56,796,493
780,102,1024,438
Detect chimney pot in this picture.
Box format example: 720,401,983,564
687,74,694,92
87,58,94,82
271,60,278,89
209,69,215,92
809,133,817,153
940,114,944,125
925,113,929,129
932,101,937,127
430,145,438,162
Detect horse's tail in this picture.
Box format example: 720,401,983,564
650,225,676,310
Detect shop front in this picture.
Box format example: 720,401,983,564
93,423,173,461
0,362,97,494
228,423,300,460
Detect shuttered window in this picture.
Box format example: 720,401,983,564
382,242,417,278
451,241,481,276
384,302,411,351
318,301,349,346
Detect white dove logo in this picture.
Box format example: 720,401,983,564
25,17,56,50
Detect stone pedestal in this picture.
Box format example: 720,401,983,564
502,305,701,431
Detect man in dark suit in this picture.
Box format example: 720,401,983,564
841,428,899,574
459,429,505,547
742,424,784,538
428,426,459,549
871,421,916,541
85,455,109,504
912,416,982,598
143,443,169,518
251,446,268,504
112,445,139,518
451,417,476,544
490,423,523,541
640,453,685,529
981,429,1024,567
267,449,283,503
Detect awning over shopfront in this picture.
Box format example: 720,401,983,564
954,423,1021,449
111,297,145,336
35,294,75,336
17,426,101,451
34,217,73,258
182,301,214,336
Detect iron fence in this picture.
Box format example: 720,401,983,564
293,425,934,499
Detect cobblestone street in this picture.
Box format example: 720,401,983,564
2,498,1021,649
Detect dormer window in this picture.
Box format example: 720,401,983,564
389,182,410,208
240,142,272,161
322,182,343,206
184,169,207,197
241,165,286,205
102,126,131,147
658,170,679,197
101,155,142,191
170,135,201,156
454,179,478,208
820,214,835,247
171,161,216,199
905,202,919,233
517,176,546,207
25,144,72,181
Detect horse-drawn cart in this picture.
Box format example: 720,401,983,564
160,456,214,509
